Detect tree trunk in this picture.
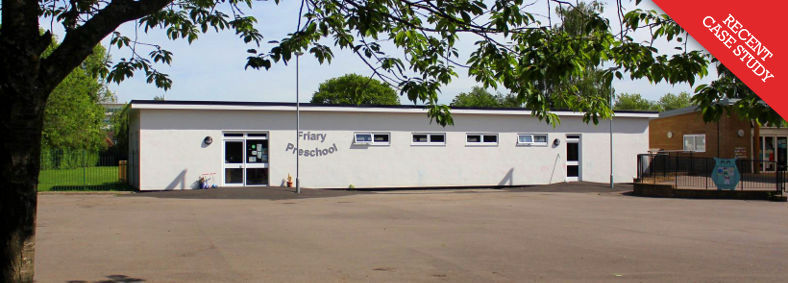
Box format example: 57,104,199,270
0,0,172,280
0,64,47,283
0,101,44,282
0,92,46,282
1,1,52,280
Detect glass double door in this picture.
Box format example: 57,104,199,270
224,133,269,186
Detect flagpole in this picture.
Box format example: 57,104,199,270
296,53,301,194
295,0,305,195
610,91,614,190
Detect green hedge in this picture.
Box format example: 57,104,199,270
40,148,100,170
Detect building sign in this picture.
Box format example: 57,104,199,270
285,131,338,157
711,157,740,190
734,147,747,159
298,131,327,142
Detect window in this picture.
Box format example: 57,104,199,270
245,139,268,163
355,133,372,143
373,134,389,143
225,141,244,163
518,134,548,146
467,133,498,146
354,132,390,145
683,134,706,152
430,134,445,143
412,133,446,145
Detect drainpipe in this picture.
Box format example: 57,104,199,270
717,119,721,157
750,124,754,172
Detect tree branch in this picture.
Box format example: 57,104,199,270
39,0,173,94
0,0,52,64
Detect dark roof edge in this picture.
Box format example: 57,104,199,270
129,99,658,114
657,106,699,118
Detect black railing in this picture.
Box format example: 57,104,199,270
38,148,130,191
636,152,786,193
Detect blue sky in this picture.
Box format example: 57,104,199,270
55,0,715,104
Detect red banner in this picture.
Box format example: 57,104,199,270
651,0,787,118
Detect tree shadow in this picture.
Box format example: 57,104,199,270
67,274,144,283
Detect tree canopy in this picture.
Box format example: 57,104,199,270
310,74,399,105
42,44,114,151
658,92,692,111
450,86,520,108
533,1,614,120
693,59,781,125
23,0,717,126
108,103,131,159
614,92,693,112
614,93,658,111
11,0,776,126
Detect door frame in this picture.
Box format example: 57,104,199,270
761,135,788,172
221,132,270,187
244,136,270,186
566,134,581,182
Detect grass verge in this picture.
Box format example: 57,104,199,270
38,166,131,192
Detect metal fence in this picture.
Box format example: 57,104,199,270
636,152,786,193
38,148,130,191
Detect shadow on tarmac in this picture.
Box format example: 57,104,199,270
504,182,632,193
67,274,145,283
124,186,366,200
123,182,631,200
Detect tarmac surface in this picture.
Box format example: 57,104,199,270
36,183,787,282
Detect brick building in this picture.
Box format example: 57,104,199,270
649,106,788,172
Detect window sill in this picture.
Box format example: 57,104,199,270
517,143,549,147
353,143,390,146
466,143,499,147
411,143,446,147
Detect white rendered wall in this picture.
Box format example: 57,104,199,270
134,108,650,190
128,110,140,189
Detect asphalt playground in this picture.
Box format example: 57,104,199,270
35,183,787,282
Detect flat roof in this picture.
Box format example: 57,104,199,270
657,106,698,118
129,100,658,118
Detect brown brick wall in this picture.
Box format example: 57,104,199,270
649,111,754,159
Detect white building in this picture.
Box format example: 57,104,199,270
128,100,656,190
